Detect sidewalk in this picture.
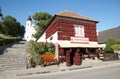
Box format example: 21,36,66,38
0,59,120,79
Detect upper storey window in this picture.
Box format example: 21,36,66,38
74,25,84,37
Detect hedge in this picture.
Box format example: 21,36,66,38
0,34,22,46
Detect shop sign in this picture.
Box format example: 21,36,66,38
71,36,89,43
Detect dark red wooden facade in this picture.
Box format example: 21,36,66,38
46,18,97,42
45,14,99,66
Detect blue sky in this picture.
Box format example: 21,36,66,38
0,0,120,32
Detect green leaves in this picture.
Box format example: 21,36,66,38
0,15,25,37
28,41,55,55
104,38,120,53
32,12,53,39
111,44,120,51
32,12,52,20
0,33,22,46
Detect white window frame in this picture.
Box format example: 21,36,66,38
74,25,84,37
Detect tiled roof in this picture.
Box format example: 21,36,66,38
98,26,120,43
56,10,98,23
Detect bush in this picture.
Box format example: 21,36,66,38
28,41,45,55
0,34,22,46
104,46,114,53
28,41,55,66
111,44,120,51
44,52,54,54
28,41,55,55
104,38,120,53
33,54,41,65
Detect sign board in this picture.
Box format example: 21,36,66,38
71,36,89,44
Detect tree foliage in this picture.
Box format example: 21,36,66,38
0,33,22,46
111,44,120,51
0,6,3,18
0,22,4,33
0,15,25,37
104,38,120,53
32,12,53,39
0,7,24,46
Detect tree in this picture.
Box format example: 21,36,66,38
111,44,120,51
111,39,120,51
1,15,25,37
104,38,120,53
0,22,4,33
0,6,3,21
18,25,25,37
0,6,3,33
32,12,53,39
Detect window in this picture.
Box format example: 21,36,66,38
74,25,84,37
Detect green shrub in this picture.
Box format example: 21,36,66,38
33,54,41,65
28,41,55,66
44,52,54,54
28,41,46,55
104,38,120,53
28,41,55,55
111,44,120,51
0,34,22,46
45,42,55,53
104,46,114,53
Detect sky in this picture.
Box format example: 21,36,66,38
0,0,120,32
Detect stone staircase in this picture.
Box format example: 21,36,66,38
0,41,28,71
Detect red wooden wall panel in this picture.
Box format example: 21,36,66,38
45,18,98,42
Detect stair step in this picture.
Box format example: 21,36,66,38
0,41,27,71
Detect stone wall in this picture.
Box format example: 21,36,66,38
104,53,119,61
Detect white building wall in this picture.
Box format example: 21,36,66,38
46,32,58,43
38,31,59,43
37,33,46,42
37,31,98,45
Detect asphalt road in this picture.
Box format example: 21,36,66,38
17,64,120,79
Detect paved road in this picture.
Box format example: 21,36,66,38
17,64,120,79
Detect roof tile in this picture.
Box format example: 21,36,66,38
56,10,98,22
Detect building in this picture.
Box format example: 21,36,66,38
24,16,36,41
98,26,120,43
37,10,104,66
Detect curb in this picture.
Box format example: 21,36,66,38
69,66,92,71
17,62,120,77
17,71,51,76
16,66,92,77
